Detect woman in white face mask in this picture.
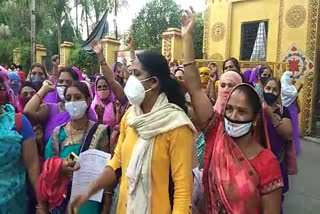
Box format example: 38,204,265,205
37,81,111,214
69,51,196,214
24,68,83,145
181,8,283,214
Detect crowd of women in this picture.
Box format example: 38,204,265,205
0,8,312,214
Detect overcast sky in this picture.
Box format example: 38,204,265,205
72,0,205,39
113,0,206,32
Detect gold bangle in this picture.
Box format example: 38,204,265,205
100,61,107,66
183,61,196,67
104,191,114,195
35,93,42,100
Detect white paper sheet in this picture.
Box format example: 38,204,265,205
71,149,111,202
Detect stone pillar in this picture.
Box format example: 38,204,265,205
36,44,47,65
101,37,121,66
162,28,183,61
60,41,74,67
13,48,21,65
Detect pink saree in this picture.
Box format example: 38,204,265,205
203,84,282,214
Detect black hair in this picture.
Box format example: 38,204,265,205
263,77,281,89
114,62,123,71
20,81,37,92
223,57,241,73
233,84,267,148
258,65,272,77
96,76,110,89
59,67,79,81
30,63,48,78
64,81,90,99
234,85,261,117
136,51,188,113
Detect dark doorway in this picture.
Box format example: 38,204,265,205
240,21,268,61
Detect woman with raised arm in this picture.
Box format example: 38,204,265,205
69,51,196,214
37,82,111,214
24,67,82,144
92,40,127,104
281,71,312,155
91,76,118,130
182,8,283,214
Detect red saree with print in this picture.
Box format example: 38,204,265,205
203,84,282,214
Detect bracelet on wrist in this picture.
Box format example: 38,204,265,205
35,93,42,100
104,191,114,195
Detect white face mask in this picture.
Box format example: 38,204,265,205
65,100,88,120
224,117,252,138
124,75,152,106
57,86,66,101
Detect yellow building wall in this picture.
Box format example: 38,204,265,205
101,37,121,66
204,0,229,59
230,0,280,61
279,0,308,60
204,0,318,135
205,0,309,61
35,44,47,65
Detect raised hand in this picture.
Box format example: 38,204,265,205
208,62,218,78
122,57,127,66
40,80,54,95
181,7,197,37
128,36,134,49
95,104,105,118
92,40,103,56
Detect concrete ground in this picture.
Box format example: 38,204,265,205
283,139,320,213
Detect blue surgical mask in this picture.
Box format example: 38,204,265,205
31,77,43,91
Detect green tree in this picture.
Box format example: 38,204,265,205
68,43,99,74
0,0,53,65
194,13,204,59
130,0,181,52
45,0,71,49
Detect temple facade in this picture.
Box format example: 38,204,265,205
202,0,320,136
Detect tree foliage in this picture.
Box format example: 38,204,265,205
45,0,71,48
0,0,78,69
130,0,181,52
68,43,99,74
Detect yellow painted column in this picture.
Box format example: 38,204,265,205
100,37,121,66
12,48,21,65
60,41,74,67
162,28,183,61
35,44,47,65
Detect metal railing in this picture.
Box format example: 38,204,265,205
193,59,288,80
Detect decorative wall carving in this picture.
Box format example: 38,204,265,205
276,0,284,61
162,35,172,59
306,0,317,60
203,7,210,59
301,0,318,134
209,53,224,60
211,22,226,42
285,5,307,28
